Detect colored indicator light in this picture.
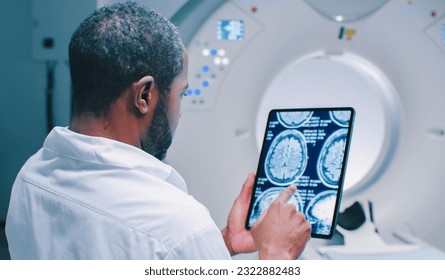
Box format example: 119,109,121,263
202,48,210,57
335,15,344,22
339,26,356,41
222,57,230,65
345,29,356,40
202,65,210,73
218,49,226,57
214,57,222,65
187,89,193,96
210,49,218,56
202,80,209,88
194,89,201,96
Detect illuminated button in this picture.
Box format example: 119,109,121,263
210,48,218,56
202,48,210,57
202,65,210,73
218,49,226,57
214,57,222,65
194,89,201,96
187,89,193,96
202,80,209,88
222,57,230,65
335,15,344,22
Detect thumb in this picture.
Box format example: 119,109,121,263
237,172,256,204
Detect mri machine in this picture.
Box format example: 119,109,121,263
161,0,445,259
78,0,445,259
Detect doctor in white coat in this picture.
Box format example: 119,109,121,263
6,1,311,260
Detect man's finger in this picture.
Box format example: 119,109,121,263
275,184,297,204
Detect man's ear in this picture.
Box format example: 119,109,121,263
133,76,155,114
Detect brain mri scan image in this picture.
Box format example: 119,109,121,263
305,190,337,235
317,128,348,188
277,111,313,128
330,110,351,127
247,108,354,237
265,130,308,186
248,187,303,227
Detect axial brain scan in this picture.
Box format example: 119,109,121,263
330,110,351,127
248,187,303,227
265,130,308,185
317,128,348,188
277,111,313,128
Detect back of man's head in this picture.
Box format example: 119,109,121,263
69,1,184,118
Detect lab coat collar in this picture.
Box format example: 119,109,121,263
43,126,188,193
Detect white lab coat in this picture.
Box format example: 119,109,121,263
6,127,231,259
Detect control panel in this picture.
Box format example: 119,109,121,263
184,2,264,111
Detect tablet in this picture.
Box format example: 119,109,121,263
246,107,355,239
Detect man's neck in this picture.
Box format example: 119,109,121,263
70,112,141,149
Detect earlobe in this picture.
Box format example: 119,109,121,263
133,76,154,115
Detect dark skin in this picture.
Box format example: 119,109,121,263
223,173,311,259
70,74,159,149
71,50,311,259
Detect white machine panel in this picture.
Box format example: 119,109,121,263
184,2,263,110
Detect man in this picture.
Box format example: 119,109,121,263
6,2,310,259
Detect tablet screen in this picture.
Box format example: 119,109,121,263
246,107,355,238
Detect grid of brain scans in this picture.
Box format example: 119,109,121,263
247,108,354,238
